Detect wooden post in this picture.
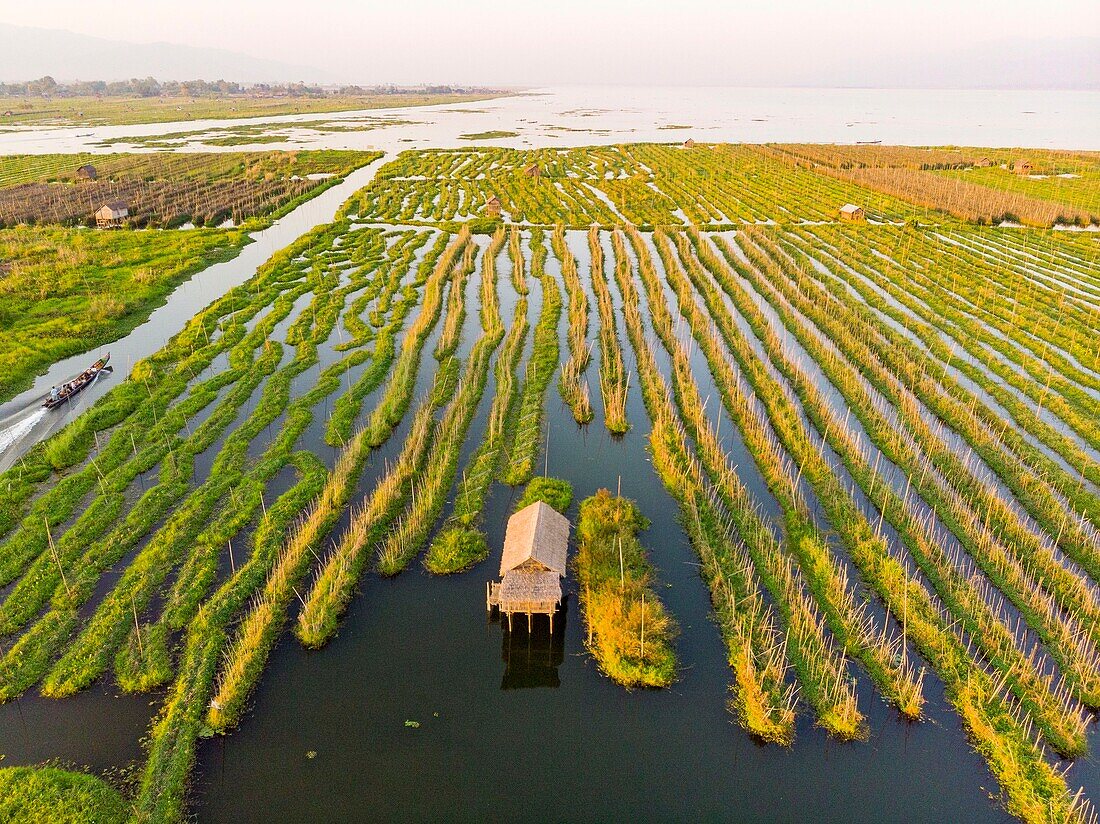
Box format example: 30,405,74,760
619,535,625,593
132,592,144,659
45,518,71,597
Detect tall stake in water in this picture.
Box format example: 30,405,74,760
619,535,625,593
132,592,144,659
45,518,70,597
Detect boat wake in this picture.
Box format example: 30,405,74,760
0,408,48,455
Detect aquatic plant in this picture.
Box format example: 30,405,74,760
575,489,677,688
588,227,630,434
551,225,593,424
500,228,561,485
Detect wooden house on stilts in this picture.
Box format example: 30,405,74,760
487,501,569,632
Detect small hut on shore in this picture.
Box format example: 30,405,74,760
485,195,502,219
487,501,569,631
973,157,993,168
95,201,129,228
838,203,865,222
76,164,98,182
523,163,541,179
682,138,696,149
1013,159,1033,175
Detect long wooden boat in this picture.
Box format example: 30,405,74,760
43,353,111,409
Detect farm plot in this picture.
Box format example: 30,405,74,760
347,145,929,227
0,150,380,228
771,144,1100,226
0,151,380,400
1,144,1097,824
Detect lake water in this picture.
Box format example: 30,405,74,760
0,87,1096,822
1,86,1097,154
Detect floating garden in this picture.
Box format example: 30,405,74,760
0,144,1097,822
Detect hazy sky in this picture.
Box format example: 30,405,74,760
4,0,1099,85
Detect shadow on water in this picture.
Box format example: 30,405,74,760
493,600,567,691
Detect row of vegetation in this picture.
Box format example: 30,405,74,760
552,225,594,423
575,489,677,687
348,144,925,227
500,228,561,485
424,227,526,574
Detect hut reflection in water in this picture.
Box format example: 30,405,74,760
493,599,567,690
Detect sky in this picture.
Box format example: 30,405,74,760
3,0,1099,86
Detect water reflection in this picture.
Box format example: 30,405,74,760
493,598,567,690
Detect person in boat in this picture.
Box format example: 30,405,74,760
49,386,59,402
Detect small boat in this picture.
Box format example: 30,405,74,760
43,353,111,409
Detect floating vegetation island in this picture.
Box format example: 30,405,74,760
0,142,1098,822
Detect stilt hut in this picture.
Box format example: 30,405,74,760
76,163,98,181
95,201,129,228
1012,159,1033,175
682,138,696,149
523,163,541,179
485,195,502,219
838,203,865,222
487,501,569,631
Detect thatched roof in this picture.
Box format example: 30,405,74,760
500,501,569,576
499,570,562,605
485,195,502,206
839,203,863,215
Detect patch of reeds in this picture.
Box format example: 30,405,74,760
500,228,561,485
295,400,436,647
589,227,630,434
364,227,470,446
552,226,593,424
612,229,864,740
576,489,677,688
694,230,1090,756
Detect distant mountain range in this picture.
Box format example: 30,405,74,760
0,22,1096,90
0,23,333,84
